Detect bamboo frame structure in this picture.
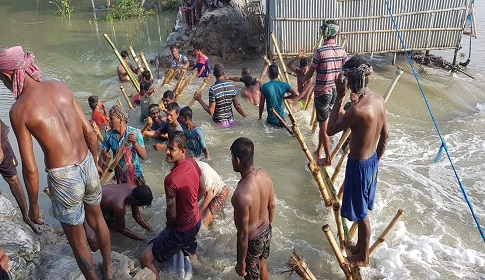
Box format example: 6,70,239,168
91,121,104,142
286,250,317,280
369,209,404,255
333,203,346,250
100,140,132,185
119,85,134,111
349,221,358,239
139,52,152,77
103,33,140,92
331,130,351,162
271,33,291,84
175,69,198,101
322,225,353,280
173,70,187,97
164,68,180,85
161,68,175,85
188,80,209,107
270,108,294,136
331,146,350,184
129,46,145,72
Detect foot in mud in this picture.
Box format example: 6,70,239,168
345,255,369,268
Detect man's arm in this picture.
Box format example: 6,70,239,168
259,58,271,81
232,191,250,277
193,90,212,115
268,182,275,224
376,110,389,161
128,131,147,160
233,96,248,117
258,93,265,120
112,205,145,240
10,111,40,223
327,74,353,136
284,87,299,100
131,205,153,231
199,189,215,214
0,124,3,164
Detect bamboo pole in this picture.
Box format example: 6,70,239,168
369,209,404,256
331,130,351,162
139,52,152,77
188,80,209,107
310,107,318,134
383,67,404,102
100,140,132,185
349,221,358,239
173,70,186,97
161,68,175,85
129,46,145,72
270,108,294,136
271,33,291,83
286,250,317,280
176,69,198,101
304,90,314,111
140,116,153,135
119,85,134,111
117,98,124,107
91,121,104,142
103,33,140,92
331,146,350,184
322,225,353,280
337,180,344,201
164,68,180,85
333,202,346,250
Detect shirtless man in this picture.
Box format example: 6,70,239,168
230,137,275,280
117,50,139,82
240,58,270,106
0,46,112,279
326,56,389,268
286,49,311,105
85,184,154,251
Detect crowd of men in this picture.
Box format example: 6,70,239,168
0,18,388,280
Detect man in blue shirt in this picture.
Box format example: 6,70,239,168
259,64,299,127
100,105,147,186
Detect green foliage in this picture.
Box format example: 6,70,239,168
49,0,73,20
160,0,180,12
106,0,154,21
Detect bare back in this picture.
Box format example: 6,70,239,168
10,79,91,169
348,90,387,160
100,184,134,217
232,168,275,239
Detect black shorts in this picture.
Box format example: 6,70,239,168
0,137,18,179
152,220,201,263
314,89,336,122
246,225,272,280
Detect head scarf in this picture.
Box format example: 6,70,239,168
321,21,339,38
343,63,373,95
0,46,43,99
109,104,129,123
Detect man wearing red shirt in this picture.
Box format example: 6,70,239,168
140,131,204,280
88,95,109,130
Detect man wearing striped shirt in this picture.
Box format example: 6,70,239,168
302,20,348,166
193,64,248,128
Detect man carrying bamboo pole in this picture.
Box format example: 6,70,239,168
231,137,275,280
0,46,113,279
169,45,190,71
118,50,140,82
259,64,299,127
327,56,389,268
302,20,348,166
100,105,147,186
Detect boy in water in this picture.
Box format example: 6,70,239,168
150,102,184,151
193,45,212,79
286,49,311,107
88,95,109,131
240,58,270,106
179,106,210,160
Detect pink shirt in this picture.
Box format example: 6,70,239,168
311,39,348,97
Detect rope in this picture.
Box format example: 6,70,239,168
384,0,485,242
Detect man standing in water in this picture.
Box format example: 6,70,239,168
231,137,275,280
140,132,203,280
302,20,347,166
327,56,389,268
0,46,113,279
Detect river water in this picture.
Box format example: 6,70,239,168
1,1,484,279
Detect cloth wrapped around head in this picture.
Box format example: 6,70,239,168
109,104,129,123
342,55,373,95
0,46,43,99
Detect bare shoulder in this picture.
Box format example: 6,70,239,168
231,181,251,206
